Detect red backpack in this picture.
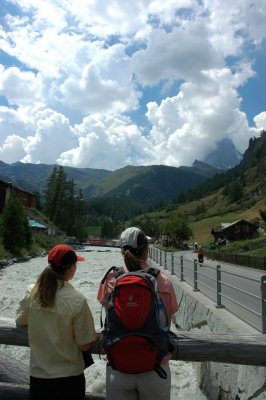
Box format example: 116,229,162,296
100,267,173,379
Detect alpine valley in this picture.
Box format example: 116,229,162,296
0,139,243,209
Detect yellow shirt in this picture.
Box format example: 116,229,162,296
15,281,97,379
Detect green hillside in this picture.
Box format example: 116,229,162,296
85,165,209,207
83,165,149,197
134,131,266,246
0,161,216,208
0,161,110,193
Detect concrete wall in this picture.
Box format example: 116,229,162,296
151,260,266,400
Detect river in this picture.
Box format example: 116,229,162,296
0,247,207,399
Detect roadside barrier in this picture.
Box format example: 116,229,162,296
149,247,266,334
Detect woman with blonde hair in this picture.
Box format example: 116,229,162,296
16,244,97,400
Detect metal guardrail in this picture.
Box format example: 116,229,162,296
149,247,266,334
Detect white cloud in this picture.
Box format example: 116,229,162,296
59,44,141,115
65,0,150,37
0,65,42,106
22,111,77,164
145,65,260,165
0,135,26,163
0,106,35,146
0,0,265,170
131,24,222,86
205,0,266,53
254,112,266,130
58,114,151,170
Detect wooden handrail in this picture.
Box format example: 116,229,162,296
1,317,266,366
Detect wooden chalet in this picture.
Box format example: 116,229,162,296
15,186,37,209
211,219,258,243
0,179,37,213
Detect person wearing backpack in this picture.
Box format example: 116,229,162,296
97,227,178,400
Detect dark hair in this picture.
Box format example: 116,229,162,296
122,245,148,272
32,266,66,308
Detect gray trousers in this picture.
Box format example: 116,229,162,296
106,363,171,400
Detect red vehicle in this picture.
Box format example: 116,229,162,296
87,240,106,246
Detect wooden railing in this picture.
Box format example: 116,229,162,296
1,317,266,399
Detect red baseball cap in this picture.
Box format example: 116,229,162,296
48,244,85,270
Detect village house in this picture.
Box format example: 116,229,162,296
211,219,258,244
0,179,37,213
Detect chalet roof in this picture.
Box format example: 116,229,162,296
221,222,234,228
212,219,257,235
0,178,36,197
221,220,242,229
221,219,257,230
0,179,12,187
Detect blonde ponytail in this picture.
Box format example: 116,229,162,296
32,266,65,308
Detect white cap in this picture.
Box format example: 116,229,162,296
120,227,149,250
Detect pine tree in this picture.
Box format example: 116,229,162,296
101,219,116,239
24,213,33,249
228,180,244,202
43,166,58,220
43,166,86,237
1,191,27,254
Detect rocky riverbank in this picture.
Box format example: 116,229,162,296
0,250,47,270
0,244,85,270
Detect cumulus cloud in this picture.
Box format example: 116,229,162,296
0,106,35,146
60,43,141,115
0,0,265,170
254,112,266,130
131,24,222,86
0,65,42,106
0,135,26,163
22,111,77,164
145,65,260,165
58,114,151,170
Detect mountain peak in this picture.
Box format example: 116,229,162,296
204,138,242,170
192,159,215,171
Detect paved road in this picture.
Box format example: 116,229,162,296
149,248,266,333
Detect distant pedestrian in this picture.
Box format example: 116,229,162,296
197,245,204,263
16,244,97,400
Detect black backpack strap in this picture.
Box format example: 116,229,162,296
101,266,124,284
154,364,167,379
100,266,124,328
146,266,160,278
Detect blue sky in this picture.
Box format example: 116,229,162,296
0,0,265,170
